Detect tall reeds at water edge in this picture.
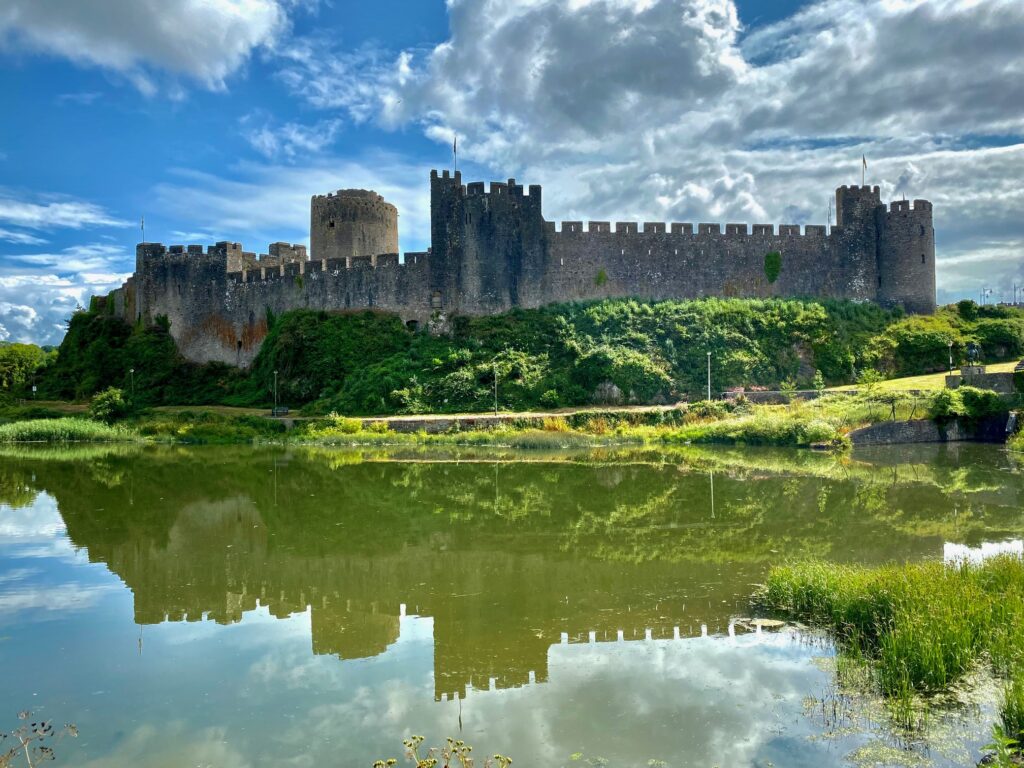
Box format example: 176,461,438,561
756,557,1024,744
0,418,136,443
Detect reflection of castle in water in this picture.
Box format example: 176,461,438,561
5,446,1021,701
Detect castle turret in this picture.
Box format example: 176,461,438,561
876,199,937,314
310,189,398,265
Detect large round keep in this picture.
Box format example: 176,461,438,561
310,189,399,263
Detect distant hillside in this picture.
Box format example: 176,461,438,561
39,298,1024,416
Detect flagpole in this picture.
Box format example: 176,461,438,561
141,215,145,244
453,134,457,174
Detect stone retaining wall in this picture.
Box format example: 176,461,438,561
849,415,1010,446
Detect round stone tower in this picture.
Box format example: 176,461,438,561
310,189,398,264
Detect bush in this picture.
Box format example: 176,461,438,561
929,386,1008,424
89,387,128,423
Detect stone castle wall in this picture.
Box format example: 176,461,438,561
108,169,937,367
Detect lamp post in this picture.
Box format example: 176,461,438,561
129,368,135,398
947,341,953,373
706,351,712,401
273,370,279,415
493,360,499,416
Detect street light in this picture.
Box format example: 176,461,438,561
706,351,712,402
129,368,135,398
273,369,279,415
947,340,953,373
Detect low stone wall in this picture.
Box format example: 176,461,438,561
945,371,1017,395
849,415,1010,446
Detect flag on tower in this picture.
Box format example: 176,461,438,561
861,155,867,186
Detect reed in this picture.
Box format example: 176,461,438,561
756,556,1024,743
0,417,137,443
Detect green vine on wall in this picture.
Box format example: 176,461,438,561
764,252,782,284
595,269,608,287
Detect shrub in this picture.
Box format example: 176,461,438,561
88,387,128,423
542,416,571,432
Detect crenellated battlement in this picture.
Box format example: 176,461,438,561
111,169,936,368
543,220,846,239
888,199,932,213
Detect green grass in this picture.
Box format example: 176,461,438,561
756,557,1024,743
0,417,137,443
130,409,287,444
831,360,1019,392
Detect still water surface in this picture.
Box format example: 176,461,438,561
1,443,1022,767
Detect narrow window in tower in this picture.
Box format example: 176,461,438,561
920,225,925,236
328,220,335,228
922,254,926,264
878,275,883,288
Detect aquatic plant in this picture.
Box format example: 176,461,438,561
756,556,1024,756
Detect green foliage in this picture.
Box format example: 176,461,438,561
41,308,241,405
763,251,782,284
813,369,826,395
0,343,55,395
0,417,136,443
41,299,1024,418
757,556,1024,740
957,299,979,321
131,410,286,444
927,386,1009,423
88,387,128,423
594,268,608,287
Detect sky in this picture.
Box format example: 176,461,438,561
0,0,1022,345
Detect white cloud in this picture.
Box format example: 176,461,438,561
0,0,290,93
243,116,344,159
0,245,131,344
153,154,432,253
0,227,46,245
275,0,1024,300
0,193,128,230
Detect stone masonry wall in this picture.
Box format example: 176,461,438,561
109,170,936,367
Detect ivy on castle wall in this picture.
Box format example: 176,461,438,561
764,252,782,284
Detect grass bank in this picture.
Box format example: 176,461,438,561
0,417,137,443
755,557,1024,757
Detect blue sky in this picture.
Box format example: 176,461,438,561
0,0,1022,344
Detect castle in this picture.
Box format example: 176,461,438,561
106,170,936,366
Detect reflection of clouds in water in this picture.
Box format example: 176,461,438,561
0,494,64,537
0,494,83,562
0,495,115,619
0,583,116,616
75,722,252,768
264,630,826,768
944,540,1023,565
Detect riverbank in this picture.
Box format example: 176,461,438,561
1,387,1014,449
755,557,1024,763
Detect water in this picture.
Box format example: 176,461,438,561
0,443,1021,767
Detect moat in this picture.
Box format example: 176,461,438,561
1,443,1022,767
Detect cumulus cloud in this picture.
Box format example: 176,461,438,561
0,0,290,93
0,245,131,344
276,0,1024,299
